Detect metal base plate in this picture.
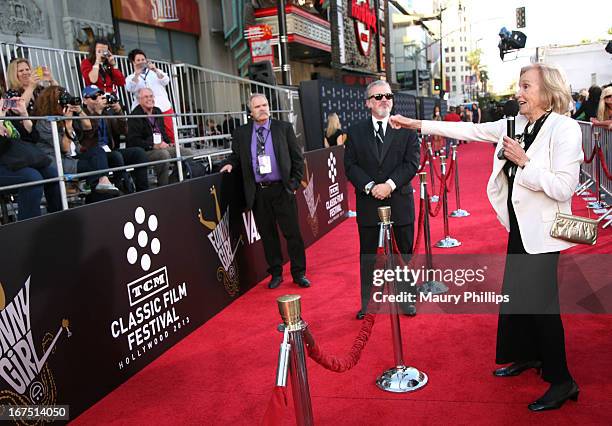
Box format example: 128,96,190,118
430,195,439,203
435,236,462,248
376,365,428,393
593,209,609,215
418,280,449,295
450,209,470,217
583,197,597,201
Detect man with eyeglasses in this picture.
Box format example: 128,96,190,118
220,93,310,290
81,85,149,193
344,80,420,319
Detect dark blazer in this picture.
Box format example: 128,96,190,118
226,119,304,210
81,106,128,151
344,118,420,226
127,105,171,151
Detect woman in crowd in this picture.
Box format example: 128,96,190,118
7,57,57,114
80,38,126,93
125,48,175,143
572,85,601,121
33,86,118,194
431,105,445,155
389,63,582,412
324,112,346,147
591,86,612,129
472,102,482,124
0,97,62,220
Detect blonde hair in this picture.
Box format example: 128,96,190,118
520,63,572,114
326,113,342,138
7,58,31,91
597,86,612,121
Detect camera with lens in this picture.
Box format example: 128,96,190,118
58,91,82,107
103,50,112,59
105,92,119,105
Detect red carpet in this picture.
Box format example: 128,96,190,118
73,143,612,425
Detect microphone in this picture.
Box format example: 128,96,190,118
497,99,520,160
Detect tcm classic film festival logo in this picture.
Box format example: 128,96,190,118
111,207,189,370
326,152,345,224
0,278,70,407
198,186,243,297
301,160,321,237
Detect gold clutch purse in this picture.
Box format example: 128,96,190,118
550,212,598,245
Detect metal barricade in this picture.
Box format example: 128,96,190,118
1,42,299,150
578,121,611,199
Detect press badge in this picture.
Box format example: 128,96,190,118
102,145,111,152
258,155,272,174
153,132,162,144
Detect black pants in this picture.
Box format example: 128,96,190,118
496,196,573,385
77,146,110,187
252,183,306,279
107,148,149,192
358,223,414,313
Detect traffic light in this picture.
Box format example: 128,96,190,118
516,7,526,28
434,78,441,92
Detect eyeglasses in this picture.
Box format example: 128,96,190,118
87,94,101,100
605,95,612,99
368,93,394,101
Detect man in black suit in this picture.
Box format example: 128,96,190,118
220,93,310,289
344,80,420,319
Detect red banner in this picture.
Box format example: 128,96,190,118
113,0,201,35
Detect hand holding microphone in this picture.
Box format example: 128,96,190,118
497,99,520,160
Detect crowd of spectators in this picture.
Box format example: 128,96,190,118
0,37,222,223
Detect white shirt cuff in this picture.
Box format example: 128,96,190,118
386,179,396,191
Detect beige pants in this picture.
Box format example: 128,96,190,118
145,146,193,186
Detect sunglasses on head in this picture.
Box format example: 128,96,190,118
368,93,394,101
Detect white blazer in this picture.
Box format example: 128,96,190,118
421,113,583,254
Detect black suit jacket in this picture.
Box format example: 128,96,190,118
226,119,304,210
127,105,172,151
344,118,420,226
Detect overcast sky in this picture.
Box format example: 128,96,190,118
465,0,611,92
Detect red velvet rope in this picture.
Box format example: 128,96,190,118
304,310,376,373
429,175,446,217
597,146,612,180
413,196,426,253
417,142,430,173
584,145,598,164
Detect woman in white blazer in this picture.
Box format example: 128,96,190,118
389,64,582,411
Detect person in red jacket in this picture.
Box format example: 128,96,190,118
444,106,463,148
80,38,126,93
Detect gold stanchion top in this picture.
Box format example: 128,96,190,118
440,155,447,164
419,172,427,183
277,295,302,328
378,206,392,224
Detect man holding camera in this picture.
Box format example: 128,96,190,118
81,85,149,192
127,88,192,186
125,49,175,143
80,38,126,93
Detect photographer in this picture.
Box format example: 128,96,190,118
80,38,126,93
125,49,175,143
81,85,149,192
33,86,118,195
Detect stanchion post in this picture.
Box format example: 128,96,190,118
375,206,428,393
276,295,313,426
450,144,470,217
50,119,69,210
426,139,438,203
417,173,448,295
435,156,461,248
588,130,607,212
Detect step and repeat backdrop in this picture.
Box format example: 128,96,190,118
0,146,348,420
